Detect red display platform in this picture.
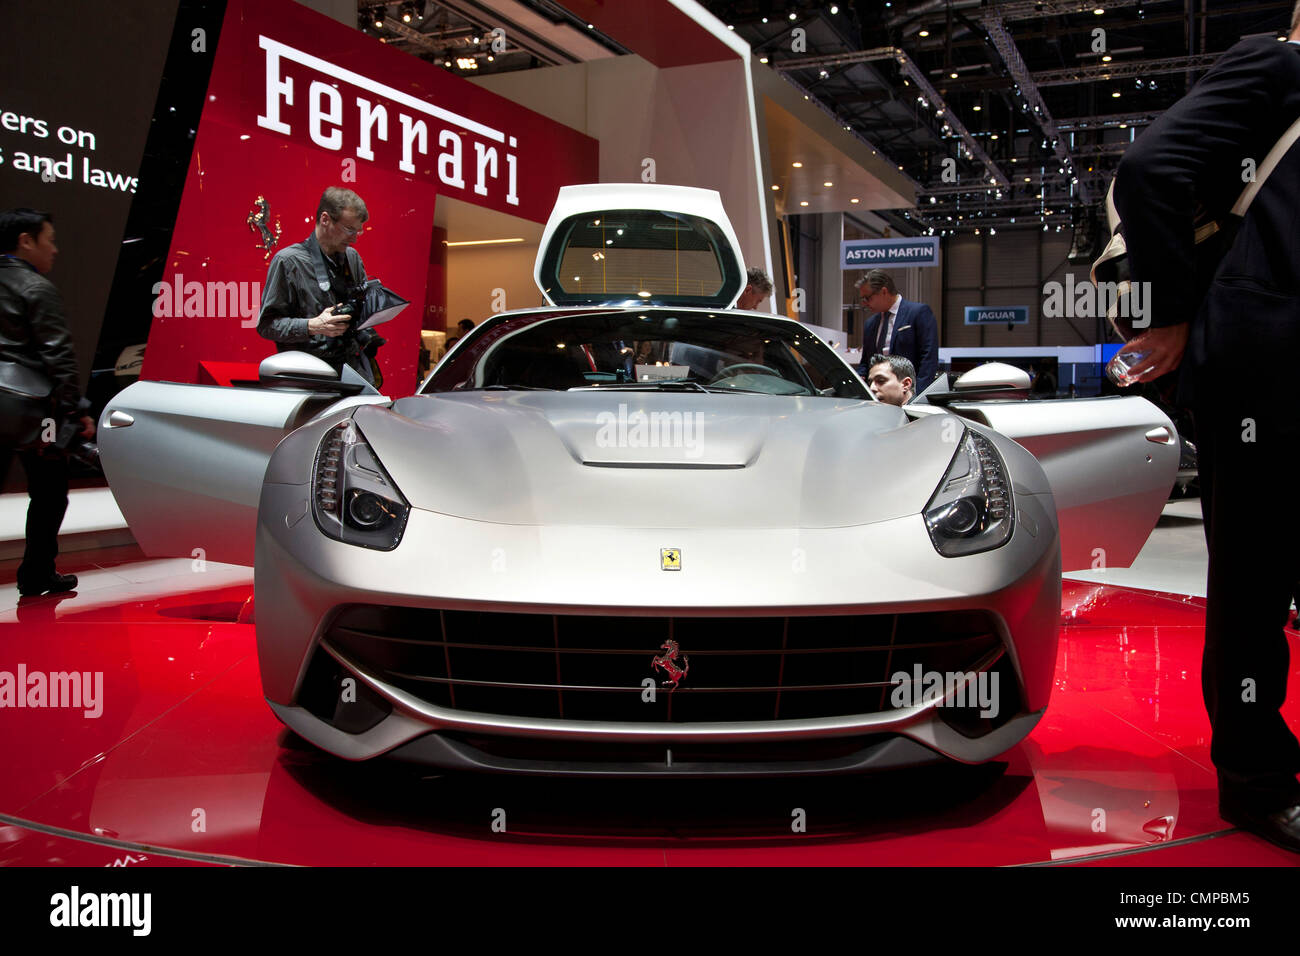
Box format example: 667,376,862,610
1,547,1297,866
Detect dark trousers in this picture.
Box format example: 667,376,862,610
0,446,70,589
1194,394,1300,808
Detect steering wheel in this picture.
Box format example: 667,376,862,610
709,363,783,384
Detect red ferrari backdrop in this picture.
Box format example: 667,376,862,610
141,0,598,394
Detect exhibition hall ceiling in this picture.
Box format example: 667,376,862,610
359,0,1297,234
698,0,1297,234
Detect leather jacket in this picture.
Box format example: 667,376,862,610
256,233,381,380
0,256,83,418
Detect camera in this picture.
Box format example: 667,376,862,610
333,281,368,320
51,417,100,469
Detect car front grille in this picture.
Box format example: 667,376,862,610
316,605,1008,725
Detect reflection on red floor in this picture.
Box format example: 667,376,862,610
1,548,1297,866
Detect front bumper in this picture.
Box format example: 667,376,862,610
254,482,1061,774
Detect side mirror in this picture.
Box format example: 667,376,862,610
258,352,364,393
951,362,1032,399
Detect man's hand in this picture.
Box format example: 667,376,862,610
78,416,95,440
308,305,350,338
1121,323,1189,383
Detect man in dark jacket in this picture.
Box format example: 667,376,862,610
855,269,939,389
256,187,384,384
0,208,94,596
1113,11,1300,851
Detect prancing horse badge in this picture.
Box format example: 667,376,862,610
661,548,681,571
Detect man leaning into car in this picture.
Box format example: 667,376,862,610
257,187,385,385
863,353,914,407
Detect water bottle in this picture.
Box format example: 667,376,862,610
1105,349,1152,387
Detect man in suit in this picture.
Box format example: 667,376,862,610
855,269,938,389
1113,7,1300,851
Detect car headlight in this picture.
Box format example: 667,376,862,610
312,420,410,550
924,427,1014,557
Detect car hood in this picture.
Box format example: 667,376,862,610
357,392,959,529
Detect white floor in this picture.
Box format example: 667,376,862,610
0,487,126,542
1064,498,1208,597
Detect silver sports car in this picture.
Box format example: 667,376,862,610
98,184,1179,776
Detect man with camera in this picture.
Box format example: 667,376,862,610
257,187,385,385
0,207,95,596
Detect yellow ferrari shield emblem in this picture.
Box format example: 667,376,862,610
661,548,681,571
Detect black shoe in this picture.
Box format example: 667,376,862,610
1220,797,1300,853
17,573,78,597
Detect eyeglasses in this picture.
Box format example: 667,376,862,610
330,214,363,238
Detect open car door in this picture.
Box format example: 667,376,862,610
944,394,1179,572
98,356,385,566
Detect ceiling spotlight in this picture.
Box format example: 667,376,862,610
1119,123,1128,129
402,10,411,22
792,161,803,168
919,29,930,37
789,12,798,20
950,72,958,79
929,196,936,204
850,198,859,203
772,184,780,190
990,133,999,140
799,200,809,206
1112,90,1121,98
759,57,769,64
974,227,981,235
989,227,996,236
1101,54,1112,62
973,104,981,111
1149,80,1157,90
1094,7,1105,15
373,16,382,28
830,4,839,13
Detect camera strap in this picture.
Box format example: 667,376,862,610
304,233,334,294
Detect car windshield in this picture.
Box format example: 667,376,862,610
425,310,870,399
